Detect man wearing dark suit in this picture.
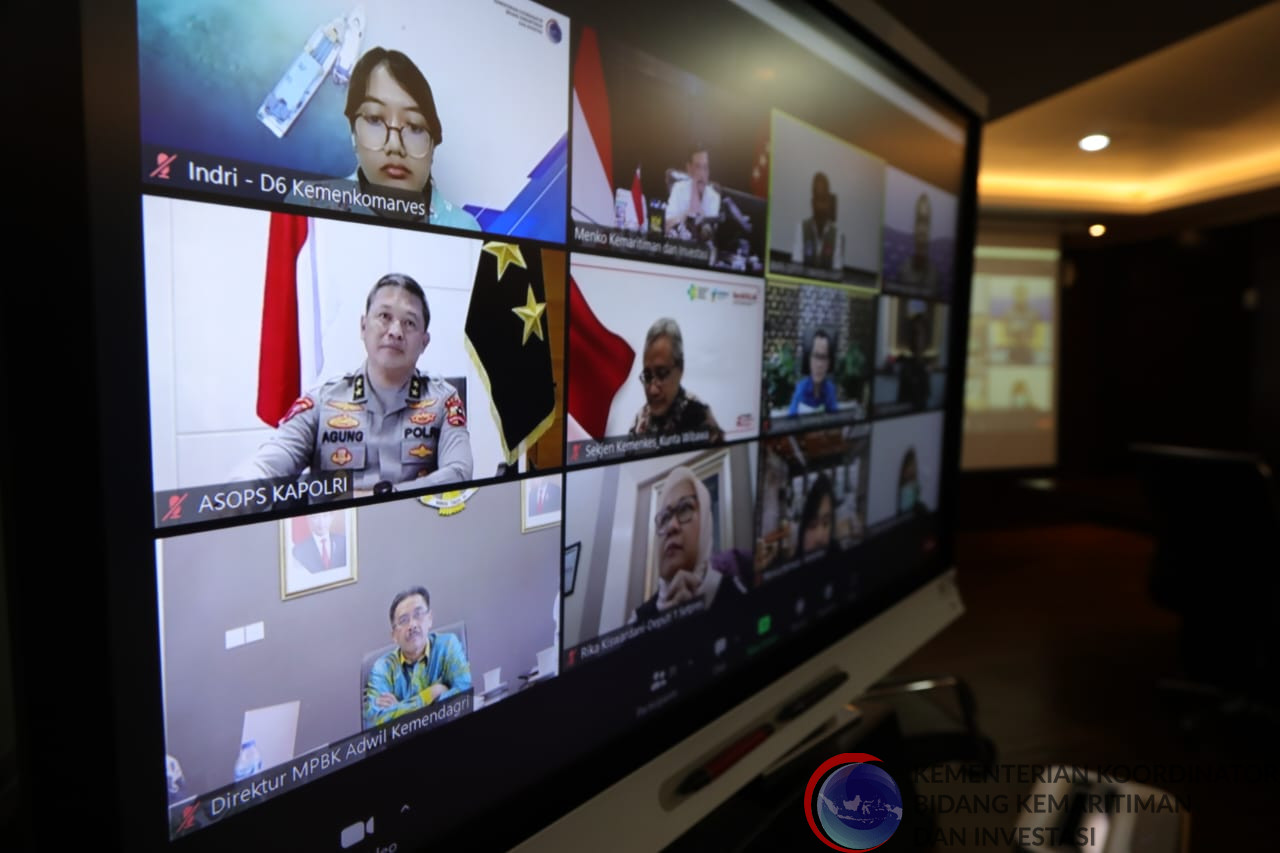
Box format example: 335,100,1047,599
528,479,561,515
293,511,347,574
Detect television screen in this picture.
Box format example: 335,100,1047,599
24,0,980,848
962,239,1060,470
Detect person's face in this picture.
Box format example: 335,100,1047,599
688,151,710,192
913,196,931,256
390,594,432,661
361,286,430,378
641,335,682,417
306,512,333,537
811,176,833,225
353,63,435,193
809,335,831,384
655,479,699,580
802,494,834,554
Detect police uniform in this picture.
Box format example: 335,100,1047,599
238,365,473,492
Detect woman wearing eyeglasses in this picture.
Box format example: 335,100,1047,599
787,329,839,416
301,47,480,229
633,466,749,621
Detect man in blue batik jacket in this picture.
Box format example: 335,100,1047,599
364,585,471,729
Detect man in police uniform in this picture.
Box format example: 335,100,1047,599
236,273,472,493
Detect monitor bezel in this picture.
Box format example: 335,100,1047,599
2,0,981,849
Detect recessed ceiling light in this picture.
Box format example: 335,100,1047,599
1088,224,1107,237
1079,134,1110,152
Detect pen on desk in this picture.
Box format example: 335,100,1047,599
776,671,848,722
676,672,849,797
676,723,775,796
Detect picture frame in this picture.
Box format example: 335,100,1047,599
522,475,563,532
280,509,358,600
563,541,581,596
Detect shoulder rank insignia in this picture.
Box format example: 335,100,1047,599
279,396,314,426
445,393,466,427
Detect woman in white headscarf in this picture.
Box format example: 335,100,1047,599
634,466,749,621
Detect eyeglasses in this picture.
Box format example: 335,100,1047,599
354,113,433,159
639,365,678,386
655,496,698,532
395,606,430,628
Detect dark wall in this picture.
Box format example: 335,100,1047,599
1060,214,1280,473
1247,216,1280,466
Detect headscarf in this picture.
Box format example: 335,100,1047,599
653,466,719,606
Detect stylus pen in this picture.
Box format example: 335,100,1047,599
676,671,850,796
676,723,775,796
776,671,848,722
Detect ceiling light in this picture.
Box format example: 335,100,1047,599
1078,134,1110,152
1088,224,1106,237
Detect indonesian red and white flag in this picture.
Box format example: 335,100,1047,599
567,276,635,440
571,26,616,228
630,165,646,229
256,212,327,426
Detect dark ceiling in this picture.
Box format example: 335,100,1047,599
878,0,1275,119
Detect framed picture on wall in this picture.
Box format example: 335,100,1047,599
563,541,581,596
522,475,563,532
280,509,358,600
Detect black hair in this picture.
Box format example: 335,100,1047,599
345,47,443,146
388,586,431,625
805,329,834,375
800,473,834,536
366,273,430,330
